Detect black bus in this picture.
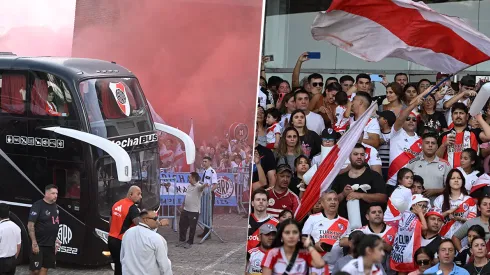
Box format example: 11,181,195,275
0,54,195,266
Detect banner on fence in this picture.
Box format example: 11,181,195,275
160,172,238,206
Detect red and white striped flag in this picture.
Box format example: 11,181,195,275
295,102,377,221
311,0,490,74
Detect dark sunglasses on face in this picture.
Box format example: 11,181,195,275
145,216,158,221
311,82,324,87
406,117,417,122
416,259,430,266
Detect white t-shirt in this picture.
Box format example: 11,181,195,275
387,126,420,186
0,219,21,258
302,212,349,271
457,167,480,194
306,111,326,136
258,87,274,110
384,185,413,222
350,116,381,140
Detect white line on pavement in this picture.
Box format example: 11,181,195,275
202,244,246,271
173,265,238,275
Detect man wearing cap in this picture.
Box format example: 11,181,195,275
442,75,476,127
423,208,444,259
266,164,300,218
452,194,490,251
386,87,432,194
407,132,451,201
246,223,277,275
390,194,429,273
377,110,396,182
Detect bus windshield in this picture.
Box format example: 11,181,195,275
79,77,152,138
96,148,160,217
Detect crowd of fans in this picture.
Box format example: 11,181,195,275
247,53,490,275
158,135,253,173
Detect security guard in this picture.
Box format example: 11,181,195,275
198,156,218,240
407,132,451,202
108,186,142,275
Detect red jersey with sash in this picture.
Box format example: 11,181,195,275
440,128,481,168
266,188,300,218
390,211,422,272
387,127,422,186
302,212,349,271
433,194,477,239
247,213,279,251
261,247,313,275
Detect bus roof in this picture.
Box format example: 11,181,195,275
0,55,136,81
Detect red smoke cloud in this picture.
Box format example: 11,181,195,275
72,0,262,144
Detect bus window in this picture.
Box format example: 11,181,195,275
79,78,151,137
30,72,73,117
0,73,26,114
54,168,81,200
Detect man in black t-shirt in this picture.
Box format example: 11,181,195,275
330,143,387,225
28,184,60,274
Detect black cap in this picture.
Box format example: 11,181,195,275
460,75,476,87
276,164,293,174
376,110,396,127
321,128,339,140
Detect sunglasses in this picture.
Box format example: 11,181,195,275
406,117,417,122
145,216,158,221
416,259,430,266
311,82,324,87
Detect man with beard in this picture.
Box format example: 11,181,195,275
442,75,476,126
331,144,387,225
246,223,277,275
437,103,490,168
394,73,408,89
247,188,279,252
266,164,300,218
302,190,350,273
407,133,451,201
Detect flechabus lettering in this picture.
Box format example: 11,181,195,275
112,133,158,148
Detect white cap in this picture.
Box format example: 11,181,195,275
410,194,430,209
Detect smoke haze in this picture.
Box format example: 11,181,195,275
72,0,263,144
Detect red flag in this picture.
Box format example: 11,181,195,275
295,102,377,221
311,0,490,74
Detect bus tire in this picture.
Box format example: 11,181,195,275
9,212,30,264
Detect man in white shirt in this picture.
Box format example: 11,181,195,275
0,203,21,275
121,209,172,275
350,92,381,149
294,89,325,135
198,156,218,240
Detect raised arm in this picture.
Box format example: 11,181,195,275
292,53,309,88
393,86,433,132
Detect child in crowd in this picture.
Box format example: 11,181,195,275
384,168,415,228
265,108,282,150
333,91,351,134
311,128,339,166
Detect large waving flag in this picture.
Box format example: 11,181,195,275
189,118,195,172
295,102,377,221
311,0,490,74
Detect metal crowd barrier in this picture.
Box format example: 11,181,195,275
158,175,178,232
234,172,250,215
198,187,225,243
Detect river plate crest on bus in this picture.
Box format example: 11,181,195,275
109,82,130,116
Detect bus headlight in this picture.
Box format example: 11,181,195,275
95,228,109,244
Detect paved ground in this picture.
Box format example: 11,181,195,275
16,213,249,275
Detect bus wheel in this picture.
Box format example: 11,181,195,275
9,212,30,264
